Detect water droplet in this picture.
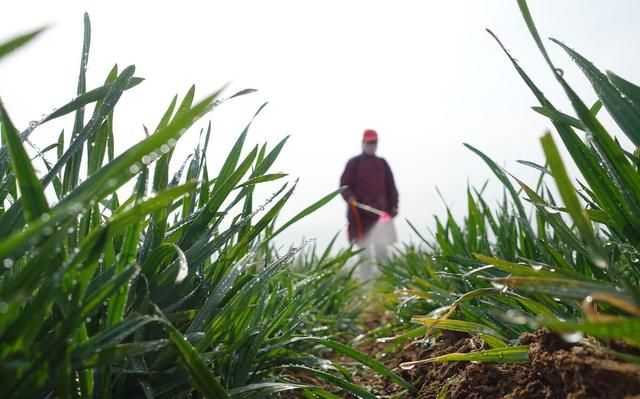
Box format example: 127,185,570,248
3,258,14,268
160,144,170,153
490,281,506,290
540,204,560,214
28,120,39,130
68,202,83,215
141,155,152,165
505,309,527,324
67,227,75,234
592,255,608,269
42,226,53,236
40,213,51,222
554,68,564,77
129,164,141,174
585,132,594,144
0,302,8,313
531,263,543,271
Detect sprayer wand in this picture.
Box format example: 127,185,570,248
353,202,387,217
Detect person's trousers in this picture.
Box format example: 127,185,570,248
357,242,389,282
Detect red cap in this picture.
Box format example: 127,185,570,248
362,129,378,142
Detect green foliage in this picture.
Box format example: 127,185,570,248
381,0,640,370
0,16,412,399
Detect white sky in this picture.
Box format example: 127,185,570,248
1,1,639,250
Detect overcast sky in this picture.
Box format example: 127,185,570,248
1,1,639,250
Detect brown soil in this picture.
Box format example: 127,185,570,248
282,307,640,399
392,328,640,399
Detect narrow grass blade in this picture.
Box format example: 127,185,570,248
543,318,640,346
160,316,230,399
0,101,49,221
607,71,640,111
540,133,605,266
532,106,583,130
43,77,144,123
0,27,46,60
412,317,507,346
496,276,633,302
474,253,565,278
271,187,344,240
62,12,92,198
228,383,311,398
236,173,287,189
400,345,530,370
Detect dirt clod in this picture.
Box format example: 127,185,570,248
392,328,640,399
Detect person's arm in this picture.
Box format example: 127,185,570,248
340,158,357,203
384,160,399,216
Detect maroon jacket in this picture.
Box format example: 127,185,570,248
340,153,398,242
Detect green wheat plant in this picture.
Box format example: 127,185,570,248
0,16,414,399
380,0,640,367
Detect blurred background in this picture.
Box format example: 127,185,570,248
1,0,639,249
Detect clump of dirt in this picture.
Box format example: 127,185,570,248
393,328,640,399
395,331,481,396
392,330,550,398
523,329,640,399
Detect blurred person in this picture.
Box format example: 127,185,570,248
340,129,398,281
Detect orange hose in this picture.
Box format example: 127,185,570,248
350,201,364,243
